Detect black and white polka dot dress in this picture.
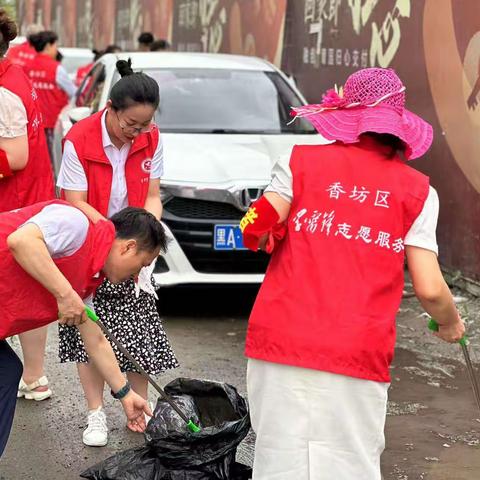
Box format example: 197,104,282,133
58,277,179,375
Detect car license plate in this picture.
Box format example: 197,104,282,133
214,225,246,250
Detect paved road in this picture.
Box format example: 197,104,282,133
1,286,479,479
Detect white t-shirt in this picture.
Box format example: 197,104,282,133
24,204,93,305
56,65,77,98
57,109,164,218
265,152,439,254
0,87,28,138
23,204,89,258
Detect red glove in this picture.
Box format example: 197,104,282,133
240,195,286,252
0,149,13,180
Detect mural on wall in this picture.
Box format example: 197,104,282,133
16,0,173,50
115,0,173,50
76,0,93,48
172,0,287,66
299,0,410,71
282,0,417,105
142,0,173,43
424,0,480,194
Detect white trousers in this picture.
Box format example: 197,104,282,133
247,359,389,480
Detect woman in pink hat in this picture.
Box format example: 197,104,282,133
241,68,465,480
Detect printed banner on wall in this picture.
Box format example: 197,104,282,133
171,0,287,65
285,0,411,76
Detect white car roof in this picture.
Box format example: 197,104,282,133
102,52,276,72
59,47,95,58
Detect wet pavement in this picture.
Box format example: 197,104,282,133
1,285,480,479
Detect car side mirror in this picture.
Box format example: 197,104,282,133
68,106,92,124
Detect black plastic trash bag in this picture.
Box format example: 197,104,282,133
80,446,166,480
81,378,252,480
149,393,200,436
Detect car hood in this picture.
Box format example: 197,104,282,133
161,133,329,186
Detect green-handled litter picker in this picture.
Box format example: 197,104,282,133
428,318,480,415
85,306,201,433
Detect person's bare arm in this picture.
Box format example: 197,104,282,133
63,190,106,223
143,178,162,220
406,245,464,343
76,295,153,432
264,191,291,221
7,223,86,325
0,134,28,171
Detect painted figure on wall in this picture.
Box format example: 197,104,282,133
424,0,480,193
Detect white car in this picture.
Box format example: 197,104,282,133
53,52,323,286
58,47,94,81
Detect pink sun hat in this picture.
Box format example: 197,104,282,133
290,68,433,160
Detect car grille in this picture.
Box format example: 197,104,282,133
164,197,244,220
163,197,270,274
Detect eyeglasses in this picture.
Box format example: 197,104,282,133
115,110,153,135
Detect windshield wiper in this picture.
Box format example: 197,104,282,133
159,128,279,134
209,128,271,134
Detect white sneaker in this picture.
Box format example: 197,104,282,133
83,407,108,447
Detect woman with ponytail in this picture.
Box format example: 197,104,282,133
56,59,178,447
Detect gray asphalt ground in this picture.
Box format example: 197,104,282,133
1,285,480,479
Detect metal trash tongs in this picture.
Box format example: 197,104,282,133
85,306,201,433
429,319,480,414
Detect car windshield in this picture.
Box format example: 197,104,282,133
125,68,316,134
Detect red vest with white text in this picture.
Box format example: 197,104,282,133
75,62,93,86
6,41,36,72
63,109,160,217
0,59,54,211
245,139,430,382
26,53,69,128
0,200,115,339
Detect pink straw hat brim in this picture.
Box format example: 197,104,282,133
303,105,433,160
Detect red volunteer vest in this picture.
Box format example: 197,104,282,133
0,200,115,339
245,139,430,382
63,109,160,217
75,62,93,86
6,41,36,72
26,53,69,128
0,59,55,211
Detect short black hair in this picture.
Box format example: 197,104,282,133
138,32,154,45
150,39,170,51
362,132,407,158
109,58,160,111
104,44,121,54
30,30,57,52
111,207,167,253
92,48,103,61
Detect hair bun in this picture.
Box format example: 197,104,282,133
0,8,18,43
116,58,134,77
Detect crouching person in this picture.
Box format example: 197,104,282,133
0,200,166,457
